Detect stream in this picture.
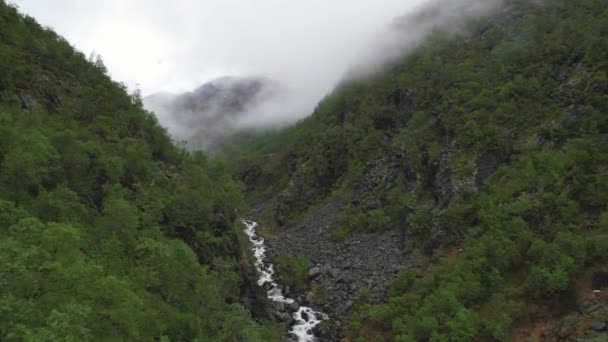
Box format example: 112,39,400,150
243,220,328,342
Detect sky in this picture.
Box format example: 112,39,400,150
11,0,429,97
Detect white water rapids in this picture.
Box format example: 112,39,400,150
243,220,328,342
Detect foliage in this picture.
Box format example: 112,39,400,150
0,2,277,340
274,255,310,292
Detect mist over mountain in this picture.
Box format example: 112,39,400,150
144,0,523,152
346,0,522,79
144,76,287,151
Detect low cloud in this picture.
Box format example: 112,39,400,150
143,0,515,151
15,0,518,151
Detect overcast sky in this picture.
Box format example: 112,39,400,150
12,0,429,97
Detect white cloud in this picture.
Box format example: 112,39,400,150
12,0,427,98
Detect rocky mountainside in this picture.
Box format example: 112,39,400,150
144,76,284,152
234,0,608,340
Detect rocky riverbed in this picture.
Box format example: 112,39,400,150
261,203,417,338
243,220,329,342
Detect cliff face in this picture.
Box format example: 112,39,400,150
236,0,608,340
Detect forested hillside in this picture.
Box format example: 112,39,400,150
0,2,278,340
235,0,608,340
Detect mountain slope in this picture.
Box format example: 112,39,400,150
144,77,283,152
0,2,277,340
234,0,608,340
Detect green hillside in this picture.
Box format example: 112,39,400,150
234,0,608,340
0,2,277,341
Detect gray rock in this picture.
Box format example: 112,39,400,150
273,302,285,312
331,268,341,278
305,292,315,304
341,260,353,269
309,267,322,278
312,320,338,340
433,151,453,209
19,90,35,112
278,312,294,325
286,301,300,313
590,321,606,332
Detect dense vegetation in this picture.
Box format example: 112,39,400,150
274,255,310,292
234,0,608,340
0,2,278,340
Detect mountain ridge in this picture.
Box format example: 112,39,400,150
144,76,285,152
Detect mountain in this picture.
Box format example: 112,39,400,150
232,0,608,340
3,0,608,340
144,76,284,152
0,2,278,340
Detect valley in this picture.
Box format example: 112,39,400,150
0,0,607,341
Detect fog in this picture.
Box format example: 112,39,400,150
349,0,507,78
13,0,512,150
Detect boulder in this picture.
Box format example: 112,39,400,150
309,267,322,278
312,320,338,340
305,292,315,304
19,90,35,112
331,268,341,278
273,302,285,312
344,300,353,310
286,301,300,313
590,321,606,332
278,312,294,326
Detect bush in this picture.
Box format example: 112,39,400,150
274,255,310,291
